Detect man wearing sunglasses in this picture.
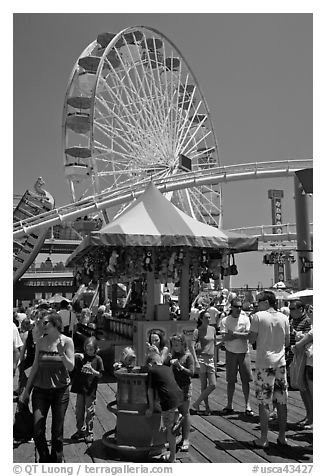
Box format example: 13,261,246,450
249,290,290,448
220,298,253,416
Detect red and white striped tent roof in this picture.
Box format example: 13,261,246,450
66,182,258,265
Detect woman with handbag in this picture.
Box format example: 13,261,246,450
20,312,75,463
190,310,217,415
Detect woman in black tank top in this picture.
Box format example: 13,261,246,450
20,312,75,463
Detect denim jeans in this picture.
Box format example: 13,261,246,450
32,386,69,463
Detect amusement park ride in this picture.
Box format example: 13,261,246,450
13,26,313,288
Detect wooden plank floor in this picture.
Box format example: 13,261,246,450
13,351,313,464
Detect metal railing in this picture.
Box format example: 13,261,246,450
228,222,313,237
24,268,73,274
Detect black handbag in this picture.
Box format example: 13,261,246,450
13,402,33,441
229,254,238,276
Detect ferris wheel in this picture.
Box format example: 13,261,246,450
62,26,222,226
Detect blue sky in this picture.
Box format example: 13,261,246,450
12,12,313,287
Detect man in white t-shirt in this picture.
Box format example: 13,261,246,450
16,307,27,329
220,298,253,415
207,301,220,326
249,290,290,449
58,300,76,336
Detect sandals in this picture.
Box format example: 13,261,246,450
180,440,190,452
269,411,278,421
250,439,269,449
191,404,200,413
221,407,234,415
172,415,184,435
276,438,289,447
297,420,313,430
245,409,254,416
299,423,313,430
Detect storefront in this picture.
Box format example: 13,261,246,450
13,271,76,307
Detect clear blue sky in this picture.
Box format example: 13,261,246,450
13,13,313,287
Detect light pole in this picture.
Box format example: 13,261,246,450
294,174,313,290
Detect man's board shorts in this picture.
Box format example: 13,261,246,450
225,350,253,384
254,365,288,405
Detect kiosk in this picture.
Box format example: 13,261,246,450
66,182,258,459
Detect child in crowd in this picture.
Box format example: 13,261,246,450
70,337,104,443
145,353,183,463
165,334,194,451
113,347,137,371
190,310,217,415
112,347,137,409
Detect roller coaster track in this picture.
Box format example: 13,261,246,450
13,159,312,239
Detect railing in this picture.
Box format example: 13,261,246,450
228,222,313,237
23,268,73,274
107,318,134,340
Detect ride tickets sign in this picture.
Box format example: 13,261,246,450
24,279,74,287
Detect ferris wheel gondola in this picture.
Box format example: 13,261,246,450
62,26,222,226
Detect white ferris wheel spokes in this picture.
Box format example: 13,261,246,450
62,26,222,226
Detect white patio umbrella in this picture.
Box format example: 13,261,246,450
273,281,287,289
273,289,291,300
48,294,71,304
287,289,313,300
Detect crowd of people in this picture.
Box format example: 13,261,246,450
13,290,313,463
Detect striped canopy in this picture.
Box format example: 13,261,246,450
66,182,258,265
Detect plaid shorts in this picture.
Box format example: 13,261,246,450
255,365,288,405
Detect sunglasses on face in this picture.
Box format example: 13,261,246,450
289,307,300,311
232,305,242,309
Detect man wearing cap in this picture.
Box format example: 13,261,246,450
249,290,290,448
220,298,253,415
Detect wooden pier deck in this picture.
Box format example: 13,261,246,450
13,351,313,464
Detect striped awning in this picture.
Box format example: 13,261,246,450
66,182,258,266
